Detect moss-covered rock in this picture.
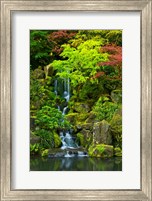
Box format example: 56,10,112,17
77,113,89,122
65,113,78,124
76,133,85,147
88,144,114,158
111,90,122,103
54,133,62,148
110,114,122,148
33,68,45,79
76,129,93,149
93,120,112,145
44,64,54,77
85,112,96,123
114,147,122,157
73,102,90,113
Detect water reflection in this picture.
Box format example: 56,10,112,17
30,156,122,171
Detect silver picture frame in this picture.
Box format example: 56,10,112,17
0,0,151,200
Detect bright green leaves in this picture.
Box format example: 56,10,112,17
52,36,109,87
35,105,70,130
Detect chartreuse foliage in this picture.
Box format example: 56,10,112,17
52,38,109,87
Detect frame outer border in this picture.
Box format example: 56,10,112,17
0,0,151,200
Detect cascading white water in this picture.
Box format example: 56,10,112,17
63,78,70,102
54,78,87,157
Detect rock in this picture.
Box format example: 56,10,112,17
54,133,62,148
93,120,112,145
111,90,122,103
30,132,40,144
33,68,45,79
110,114,122,148
76,123,93,131
73,102,90,113
88,144,114,158
76,130,93,148
85,112,96,123
114,147,122,157
44,64,54,77
77,113,89,121
65,113,78,124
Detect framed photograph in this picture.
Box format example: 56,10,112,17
0,0,151,200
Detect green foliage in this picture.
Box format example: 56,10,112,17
52,38,109,87
35,105,71,130
30,143,40,155
34,106,71,149
93,96,119,121
54,133,62,148
105,30,122,46
41,149,49,157
110,114,122,148
88,144,114,158
78,80,105,102
30,70,56,111
114,147,122,157
30,30,52,70
76,133,85,146
30,30,122,156
35,129,55,148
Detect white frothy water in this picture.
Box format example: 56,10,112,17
54,78,87,157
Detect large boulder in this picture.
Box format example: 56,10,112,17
93,120,112,145
88,144,114,158
76,129,93,149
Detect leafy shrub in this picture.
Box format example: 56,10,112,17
41,149,49,157
35,105,71,130
30,143,41,155
93,96,119,121
35,129,55,148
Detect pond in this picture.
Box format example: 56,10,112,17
30,156,122,171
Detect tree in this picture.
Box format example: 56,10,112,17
30,30,53,70
52,37,109,87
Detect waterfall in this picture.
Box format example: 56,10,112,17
54,78,88,158
63,78,70,102
54,79,58,96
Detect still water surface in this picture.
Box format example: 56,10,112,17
30,156,122,171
